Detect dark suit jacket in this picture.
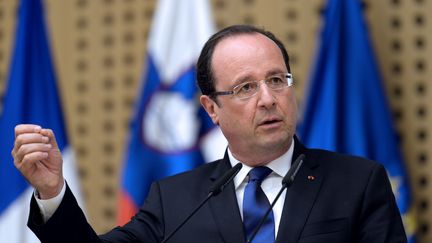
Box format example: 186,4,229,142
28,138,407,243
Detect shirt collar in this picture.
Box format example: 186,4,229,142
228,137,295,189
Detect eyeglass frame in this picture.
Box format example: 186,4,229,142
210,72,294,100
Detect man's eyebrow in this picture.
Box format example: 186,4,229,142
265,69,286,77
230,69,286,87
231,75,254,87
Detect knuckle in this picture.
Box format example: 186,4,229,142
21,155,29,164
15,162,22,170
15,124,23,133
19,144,30,155
13,151,22,163
22,152,39,164
14,124,28,137
46,129,54,138
15,135,23,146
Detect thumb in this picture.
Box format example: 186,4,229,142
40,128,61,150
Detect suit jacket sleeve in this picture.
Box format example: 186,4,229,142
28,182,165,243
28,183,102,243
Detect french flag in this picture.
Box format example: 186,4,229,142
118,0,227,224
0,0,83,242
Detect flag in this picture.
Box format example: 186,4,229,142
118,0,226,224
0,0,83,242
297,0,415,241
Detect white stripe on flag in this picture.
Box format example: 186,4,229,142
0,187,40,243
149,0,215,84
201,128,228,163
62,147,85,211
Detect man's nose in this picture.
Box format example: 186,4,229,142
257,83,276,108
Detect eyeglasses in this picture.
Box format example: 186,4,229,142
211,73,293,100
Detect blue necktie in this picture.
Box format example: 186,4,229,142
243,167,275,243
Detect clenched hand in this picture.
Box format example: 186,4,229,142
12,124,64,199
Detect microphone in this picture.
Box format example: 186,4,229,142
247,154,305,243
282,154,305,187
209,163,243,196
161,163,243,243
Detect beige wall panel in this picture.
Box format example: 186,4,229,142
0,0,18,113
43,0,156,232
365,0,432,240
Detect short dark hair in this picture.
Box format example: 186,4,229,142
196,24,291,99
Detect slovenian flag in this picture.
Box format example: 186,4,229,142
0,0,84,242
118,0,226,225
298,0,416,241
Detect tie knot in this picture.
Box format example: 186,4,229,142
248,166,272,183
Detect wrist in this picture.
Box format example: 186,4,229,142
37,179,65,199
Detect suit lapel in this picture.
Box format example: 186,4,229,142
208,153,246,243
276,137,324,243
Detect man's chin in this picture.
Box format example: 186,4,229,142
258,134,291,150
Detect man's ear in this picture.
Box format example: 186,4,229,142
200,95,220,125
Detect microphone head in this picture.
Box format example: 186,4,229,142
282,154,305,188
209,163,242,195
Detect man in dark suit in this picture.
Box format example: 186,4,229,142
13,25,406,242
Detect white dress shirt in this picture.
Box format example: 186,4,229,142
34,181,66,223
228,138,294,238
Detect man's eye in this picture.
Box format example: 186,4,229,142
239,82,255,93
268,77,284,84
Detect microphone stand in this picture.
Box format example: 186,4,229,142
161,192,214,243
161,163,242,243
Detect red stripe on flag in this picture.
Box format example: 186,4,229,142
117,190,138,226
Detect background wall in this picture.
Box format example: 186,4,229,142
0,0,431,241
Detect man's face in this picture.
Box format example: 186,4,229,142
200,33,298,166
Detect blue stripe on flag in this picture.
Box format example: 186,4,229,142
0,0,67,214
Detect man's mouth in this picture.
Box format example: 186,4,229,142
259,117,282,127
